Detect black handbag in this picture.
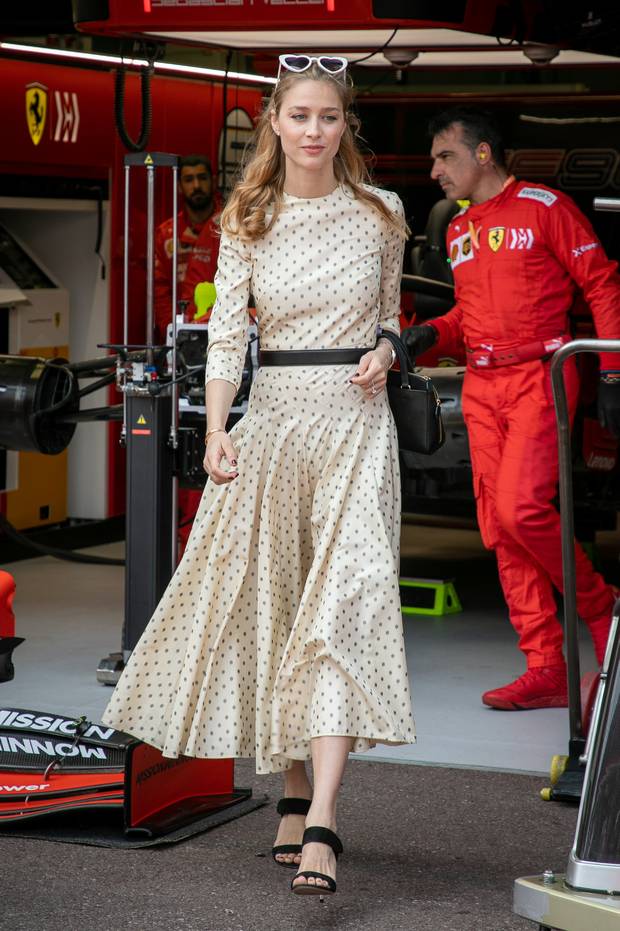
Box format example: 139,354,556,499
379,329,445,456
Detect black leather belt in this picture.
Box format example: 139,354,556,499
259,348,372,366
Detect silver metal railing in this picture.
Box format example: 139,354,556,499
551,339,620,743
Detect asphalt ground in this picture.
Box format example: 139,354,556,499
0,756,576,931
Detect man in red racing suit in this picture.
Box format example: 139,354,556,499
154,155,220,553
404,107,620,710
153,154,219,344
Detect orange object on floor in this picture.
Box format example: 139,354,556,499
0,571,16,638
0,570,22,682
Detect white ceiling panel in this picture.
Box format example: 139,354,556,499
150,27,620,66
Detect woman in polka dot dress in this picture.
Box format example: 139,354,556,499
103,55,416,896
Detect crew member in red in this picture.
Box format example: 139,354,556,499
154,154,220,553
404,107,620,710
153,153,219,343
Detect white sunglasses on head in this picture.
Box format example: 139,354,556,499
276,54,349,84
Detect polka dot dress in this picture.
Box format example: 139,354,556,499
102,184,416,774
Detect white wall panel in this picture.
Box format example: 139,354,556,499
0,200,111,520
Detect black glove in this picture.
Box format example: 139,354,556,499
598,375,620,438
401,324,438,361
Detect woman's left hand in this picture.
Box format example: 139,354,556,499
350,343,392,400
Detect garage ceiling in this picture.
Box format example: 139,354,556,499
148,27,620,69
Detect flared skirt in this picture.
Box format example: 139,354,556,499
102,364,416,773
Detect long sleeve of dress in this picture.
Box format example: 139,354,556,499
205,231,253,390
378,194,406,336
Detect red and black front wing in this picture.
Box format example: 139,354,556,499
0,707,239,836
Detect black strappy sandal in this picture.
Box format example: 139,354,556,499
271,797,312,868
290,826,343,896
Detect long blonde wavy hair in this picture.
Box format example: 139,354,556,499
220,64,407,242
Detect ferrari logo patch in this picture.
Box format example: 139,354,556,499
488,227,505,252
26,83,47,146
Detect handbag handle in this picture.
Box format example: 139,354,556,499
378,328,414,390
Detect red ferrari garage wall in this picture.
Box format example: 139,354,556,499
1,56,262,516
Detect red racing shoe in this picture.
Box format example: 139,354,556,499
482,666,568,710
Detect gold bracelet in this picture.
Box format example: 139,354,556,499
205,428,226,444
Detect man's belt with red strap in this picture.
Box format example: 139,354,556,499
466,335,571,369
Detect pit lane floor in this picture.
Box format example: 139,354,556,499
0,755,577,931
0,524,617,930
2,523,613,775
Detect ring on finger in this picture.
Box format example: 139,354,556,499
371,383,378,395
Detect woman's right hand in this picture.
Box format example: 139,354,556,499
203,430,239,484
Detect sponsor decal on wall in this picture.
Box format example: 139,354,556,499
53,90,80,143
25,82,80,144
153,0,323,6
25,83,47,145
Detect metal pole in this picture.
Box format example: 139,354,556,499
170,164,179,449
145,162,156,369
121,163,131,444
170,164,179,567
171,475,179,568
551,339,620,744
593,198,620,213
101,152,182,682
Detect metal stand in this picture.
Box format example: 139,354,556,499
96,155,256,685
514,335,620,929
540,338,620,803
122,390,174,655
98,152,180,684
94,152,255,828
514,603,620,928
399,577,462,616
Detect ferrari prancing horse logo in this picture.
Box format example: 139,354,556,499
488,227,505,252
26,83,48,146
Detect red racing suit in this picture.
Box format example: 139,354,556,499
153,205,220,343
431,178,620,668
154,206,221,553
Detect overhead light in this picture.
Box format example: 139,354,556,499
383,48,419,67
0,41,276,86
522,43,560,65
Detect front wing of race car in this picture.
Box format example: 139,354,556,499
0,707,247,837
